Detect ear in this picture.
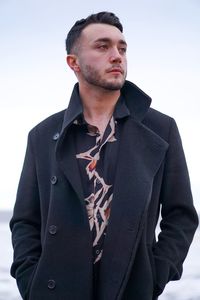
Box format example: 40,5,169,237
66,55,80,72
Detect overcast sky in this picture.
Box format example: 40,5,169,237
0,0,200,212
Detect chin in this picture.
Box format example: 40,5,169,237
105,79,125,91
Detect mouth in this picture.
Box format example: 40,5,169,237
107,67,124,75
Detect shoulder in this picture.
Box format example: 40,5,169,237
143,107,177,141
144,107,172,124
35,109,66,130
28,109,66,142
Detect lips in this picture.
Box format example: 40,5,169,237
106,66,123,74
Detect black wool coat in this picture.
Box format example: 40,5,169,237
10,81,198,300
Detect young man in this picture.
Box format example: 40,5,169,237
10,12,198,300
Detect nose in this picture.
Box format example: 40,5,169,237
109,47,122,63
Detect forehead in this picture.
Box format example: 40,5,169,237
81,23,126,44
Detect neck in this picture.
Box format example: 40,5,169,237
79,83,120,134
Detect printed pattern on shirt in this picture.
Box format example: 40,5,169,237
76,117,116,263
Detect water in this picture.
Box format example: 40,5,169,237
1,221,199,300
0,223,21,300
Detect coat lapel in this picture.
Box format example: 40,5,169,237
55,84,85,203
98,118,168,300
56,127,84,203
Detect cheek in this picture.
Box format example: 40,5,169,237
81,56,100,67
123,56,127,65
123,58,127,71
79,53,107,72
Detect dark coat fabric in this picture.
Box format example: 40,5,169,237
10,81,198,300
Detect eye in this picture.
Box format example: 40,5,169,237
98,44,108,50
119,47,127,54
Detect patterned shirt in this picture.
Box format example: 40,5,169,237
75,116,117,264
70,95,130,268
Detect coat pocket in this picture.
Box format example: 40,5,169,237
147,245,157,290
27,257,42,299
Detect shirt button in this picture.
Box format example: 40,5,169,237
51,176,57,185
48,279,56,289
97,213,101,220
53,133,60,140
49,225,57,235
96,249,100,255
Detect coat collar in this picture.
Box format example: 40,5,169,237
61,80,151,132
121,80,152,122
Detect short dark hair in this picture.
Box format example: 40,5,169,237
65,11,123,54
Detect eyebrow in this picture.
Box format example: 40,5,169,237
93,38,127,46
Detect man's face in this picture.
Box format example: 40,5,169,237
74,23,127,91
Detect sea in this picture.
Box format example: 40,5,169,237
0,211,199,300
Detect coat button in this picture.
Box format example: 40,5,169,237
48,279,56,289
53,133,60,140
51,176,57,185
49,225,57,235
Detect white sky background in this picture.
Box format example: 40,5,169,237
0,0,200,212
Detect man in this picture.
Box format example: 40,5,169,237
10,12,198,300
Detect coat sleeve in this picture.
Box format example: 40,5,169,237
10,129,41,300
153,118,199,296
